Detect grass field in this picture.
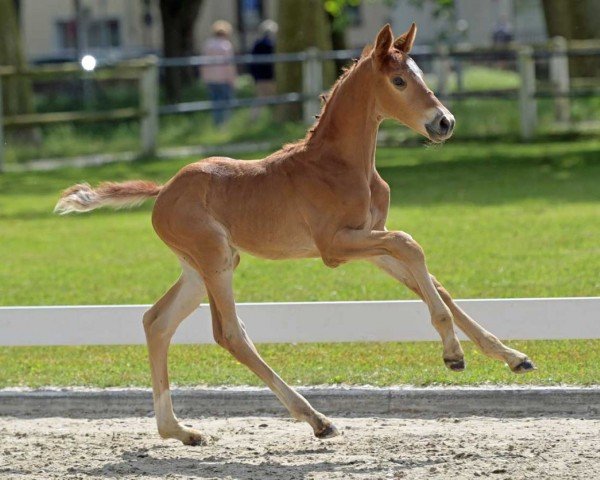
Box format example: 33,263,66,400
1,340,599,388
1,140,598,305
1,138,599,387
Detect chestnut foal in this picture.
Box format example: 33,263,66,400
56,24,535,445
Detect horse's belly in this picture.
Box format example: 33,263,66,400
232,226,319,260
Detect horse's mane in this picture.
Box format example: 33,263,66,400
282,47,372,153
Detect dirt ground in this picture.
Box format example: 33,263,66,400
0,414,599,479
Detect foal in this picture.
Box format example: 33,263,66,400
55,24,534,445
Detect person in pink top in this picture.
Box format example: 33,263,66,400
202,20,237,126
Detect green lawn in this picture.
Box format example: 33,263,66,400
1,340,599,388
1,140,598,305
1,139,599,388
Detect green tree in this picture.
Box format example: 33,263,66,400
159,0,205,101
276,0,335,121
0,0,34,118
541,0,600,77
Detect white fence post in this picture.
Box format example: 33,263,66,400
517,46,537,141
550,36,570,124
433,44,450,99
0,76,4,172
302,47,323,124
139,56,159,157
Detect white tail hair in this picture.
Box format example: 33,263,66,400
54,180,162,215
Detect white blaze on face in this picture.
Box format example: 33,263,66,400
406,57,424,79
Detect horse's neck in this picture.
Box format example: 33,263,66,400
308,62,380,174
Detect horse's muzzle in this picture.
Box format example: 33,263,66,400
425,112,455,142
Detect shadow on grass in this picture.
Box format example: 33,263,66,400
381,147,599,207
1,141,598,219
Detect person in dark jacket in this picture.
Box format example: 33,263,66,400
249,20,278,120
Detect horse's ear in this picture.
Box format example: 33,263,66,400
373,24,393,63
394,22,417,53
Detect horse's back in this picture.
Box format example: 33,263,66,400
152,156,318,259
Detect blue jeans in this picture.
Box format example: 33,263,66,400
207,83,233,126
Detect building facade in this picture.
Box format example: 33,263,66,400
18,0,548,63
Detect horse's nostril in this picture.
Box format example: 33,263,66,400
439,116,450,134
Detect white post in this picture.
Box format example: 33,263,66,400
517,46,537,141
140,56,159,157
302,47,323,125
433,44,450,99
0,77,4,172
550,36,570,124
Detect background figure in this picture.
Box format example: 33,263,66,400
249,20,278,121
202,20,237,126
492,14,513,46
492,15,514,69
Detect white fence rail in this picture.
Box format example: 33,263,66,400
0,297,598,346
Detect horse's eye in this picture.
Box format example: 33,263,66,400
392,76,406,88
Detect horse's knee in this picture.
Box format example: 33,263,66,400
390,231,425,263
220,330,253,361
212,328,227,349
143,309,171,340
143,309,156,334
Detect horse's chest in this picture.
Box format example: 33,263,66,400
331,184,372,223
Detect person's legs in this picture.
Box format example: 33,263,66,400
220,83,233,124
207,83,226,126
207,83,233,126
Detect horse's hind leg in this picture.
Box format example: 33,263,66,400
143,259,207,445
189,244,338,439
372,255,534,372
430,275,535,372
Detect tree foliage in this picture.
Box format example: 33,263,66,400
0,0,34,117
276,0,334,121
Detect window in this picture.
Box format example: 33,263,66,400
346,5,362,27
88,19,120,48
237,0,264,31
56,18,121,51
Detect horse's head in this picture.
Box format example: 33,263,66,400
367,23,454,143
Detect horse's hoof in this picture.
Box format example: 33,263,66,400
182,431,208,446
444,358,466,372
511,359,536,374
315,424,340,439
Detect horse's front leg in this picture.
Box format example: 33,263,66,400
324,228,464,369
371,255,535,373
431,275,535,372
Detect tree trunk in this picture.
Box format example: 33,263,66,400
276,0,334,121
0,0,34,117
327,12,348,77
542,0,600,77
159,0,204,102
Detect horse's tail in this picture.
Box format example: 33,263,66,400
54,180,162,215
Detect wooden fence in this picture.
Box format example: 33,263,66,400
0,57,159,172
1,38,599,170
